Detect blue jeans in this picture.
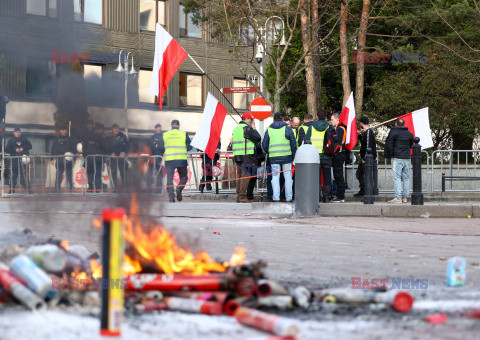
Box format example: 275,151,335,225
392,158,410,199
271,163,293,201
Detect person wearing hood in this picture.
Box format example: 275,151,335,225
262,112,297,202
232,112,261,202
305,110,332,203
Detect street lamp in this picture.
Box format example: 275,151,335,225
115,50,137,137
241,16,286,138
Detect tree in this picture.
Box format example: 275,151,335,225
181,0,336,113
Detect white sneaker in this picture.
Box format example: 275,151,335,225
388,198,402,204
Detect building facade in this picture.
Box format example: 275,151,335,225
0,0,262,153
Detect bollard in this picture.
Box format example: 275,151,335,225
411,137,424,205
294,144,320,216
363,148,375,204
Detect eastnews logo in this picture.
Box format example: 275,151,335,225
351,277,429,290
51,51,121,64
351,51,428,64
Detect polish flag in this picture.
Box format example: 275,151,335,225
149,23,188,109
191,93,228,159
339,92,358,151
398,107,434,149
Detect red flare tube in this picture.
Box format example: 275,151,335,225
164,296,222,315
126,274,227,292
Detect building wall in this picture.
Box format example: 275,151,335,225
0,0,266,151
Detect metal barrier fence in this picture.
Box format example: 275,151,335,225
3,149,480,197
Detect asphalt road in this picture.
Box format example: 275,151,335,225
1,203,480,339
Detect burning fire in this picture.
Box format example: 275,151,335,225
60,240,69,251
229,247,247,267
90,258,102,279
86,195,247,278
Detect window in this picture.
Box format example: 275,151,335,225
26,58,58,97
179,5,202,38
74,0,102,24
140,0,166,31
83,64,102,101
233,79,252,110
179,73,202,107
138,69,166,106
26,0,57,18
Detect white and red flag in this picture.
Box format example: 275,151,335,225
339,92,358,151
149,23,188,109
191,93,228,159
397,107,434,149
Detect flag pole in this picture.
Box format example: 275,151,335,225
188,55,239,123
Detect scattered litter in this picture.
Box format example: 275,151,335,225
421,213,430,218
446,257,466,286
467,215,471,219
425,313,448,324
213,232,222,235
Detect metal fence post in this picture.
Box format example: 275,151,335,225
411,137,424,205
364,148,375,204
442,173,445,192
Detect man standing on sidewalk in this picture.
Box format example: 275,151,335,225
354,117,377,197
161,120,192,202
330,112,347,203
305,110,332,203
385,118,414,203
232,112,261,203
262,112,296,202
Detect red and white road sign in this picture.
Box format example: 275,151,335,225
250,97,272,120
221,87,257,94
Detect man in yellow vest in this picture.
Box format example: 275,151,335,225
305,110,333,203
296,114,314,147
232,112,261,202
160,119,192,202
262,112,297,202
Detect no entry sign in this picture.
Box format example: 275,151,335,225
250,97,272,121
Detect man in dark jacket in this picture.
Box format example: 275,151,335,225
147,123,163,193
330,112,347,203
109,123,129,190
6,127,32,193
384,118,414,203
81,120,101,192
354,117,377,197
305,110,333,202
51,125,76,191
232,112,261,202
262,112,297,202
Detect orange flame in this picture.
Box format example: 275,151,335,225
122,195,227,275
229,247,247,266
90,258,102,279
88,195,247,278
122,254,142,276
60,240,69,251
93,218,101,228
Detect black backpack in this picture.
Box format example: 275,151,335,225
324,126,343,157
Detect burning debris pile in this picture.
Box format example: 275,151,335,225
0,198,416,339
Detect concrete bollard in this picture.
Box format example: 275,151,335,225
294,144,320,216
411,137,424,205
363,148,375,205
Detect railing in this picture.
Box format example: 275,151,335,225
2,149,480,197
